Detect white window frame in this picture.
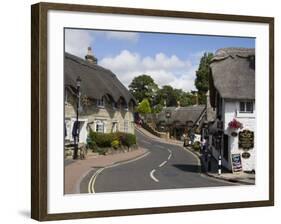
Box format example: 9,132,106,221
95,120,106,133
97,97,105,108
237,101,255,118
124,120,129,133
112,121,118,133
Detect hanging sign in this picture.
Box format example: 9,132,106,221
238,129,254,150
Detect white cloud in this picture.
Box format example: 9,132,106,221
65,29,92,58
99,50,197,92
105,31,139,43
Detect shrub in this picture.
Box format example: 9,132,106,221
111,140,120,149
193,141,201,151
88,129,136,149
122,133,137,148
96,147,107,155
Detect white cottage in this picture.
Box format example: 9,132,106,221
208,48,255,172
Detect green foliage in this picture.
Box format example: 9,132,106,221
156,85,178,107
137,98,152,114
96,147,107,155
111,140,120,149
195,52,213,103
192,141,201,151
88,129,137,149
195,52,213,93
120,133,137,148
129,74,158,104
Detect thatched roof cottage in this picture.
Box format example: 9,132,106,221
208,47,256,172
64,47,136,143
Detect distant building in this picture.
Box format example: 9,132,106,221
64,47,136,143
155,105,206,140
208,48,255,172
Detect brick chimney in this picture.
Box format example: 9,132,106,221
85,47,97,64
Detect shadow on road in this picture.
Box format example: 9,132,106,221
173,164,201,173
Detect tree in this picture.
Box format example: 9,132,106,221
194,52,213,104
155,85,178,107
129,75,158,103
137,98,152,114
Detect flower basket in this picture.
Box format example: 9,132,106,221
228,119,243,135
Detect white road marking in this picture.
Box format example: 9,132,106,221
167,149,172,160
159,160,167,167
150,169,159,182
88,151,151,193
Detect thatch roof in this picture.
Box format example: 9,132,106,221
210,48,255,100
64,53,136,105
156,105,206,126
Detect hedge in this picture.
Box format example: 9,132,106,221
88,130,136,148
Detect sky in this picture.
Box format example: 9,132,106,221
65,28,255,92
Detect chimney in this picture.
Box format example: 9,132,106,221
85,46,98,64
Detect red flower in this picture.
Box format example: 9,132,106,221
228,119,243,129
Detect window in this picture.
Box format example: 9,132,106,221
124,121,129,133
97,97,105,108
112,102,117,110
95,120,104,133
239,101,253,113
112,122,118,132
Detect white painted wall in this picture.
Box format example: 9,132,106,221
223,100,256,171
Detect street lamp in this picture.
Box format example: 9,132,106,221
216,116,223,175
165,110,171,139
73,76,81,160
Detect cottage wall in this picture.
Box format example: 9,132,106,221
65,95,135,143
222,100,256,171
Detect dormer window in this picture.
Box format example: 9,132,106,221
112,101,117,110
97,97,105,108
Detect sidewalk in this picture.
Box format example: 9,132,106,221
187,147,255,185
137,126,255,185
64,147,148,194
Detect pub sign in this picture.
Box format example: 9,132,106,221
239,129,254,150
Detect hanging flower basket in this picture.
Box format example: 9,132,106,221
228,119,243,136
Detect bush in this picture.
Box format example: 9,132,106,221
96,147,107,155
122,133,137,148
88,129,136,149
111,140,120,149
192,141,201,151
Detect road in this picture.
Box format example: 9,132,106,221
82,129,234,193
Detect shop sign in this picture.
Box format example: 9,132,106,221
239,129,254,150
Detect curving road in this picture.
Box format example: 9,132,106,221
83,129,234,193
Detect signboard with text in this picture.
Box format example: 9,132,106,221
239,129,254,150
231,153,243,173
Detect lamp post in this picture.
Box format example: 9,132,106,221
165,110,171,139
73,76,81,160
216,116,223,175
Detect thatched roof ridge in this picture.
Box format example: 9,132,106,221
64,52,136,105
210,47,255,100
156,105,206,126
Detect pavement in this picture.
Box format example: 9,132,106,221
64,147,148,194
136,126,255,185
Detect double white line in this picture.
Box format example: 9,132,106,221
88,151,151,193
